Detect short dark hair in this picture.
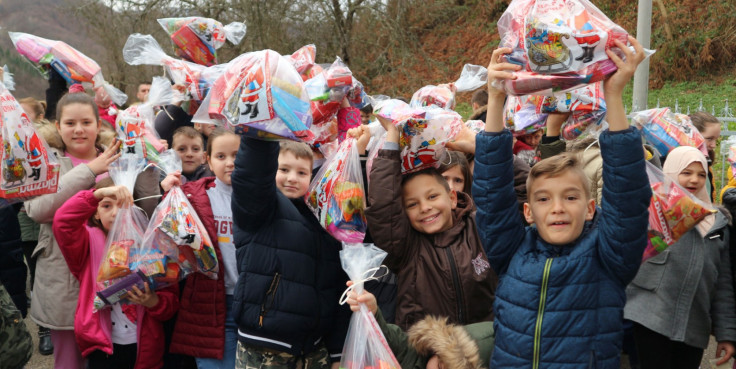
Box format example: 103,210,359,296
359,104,373,115
437,150,472,194
471,89,488,107
279,141,314,167
401,167,450,192
88,177,116,231
172,126,204,147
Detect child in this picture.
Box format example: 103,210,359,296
230,137,351,369
53,179,179,368
24,85,160,369
164,128,241,369
345,283,494,369
172,126,214,183
364,116,497,331
194,122,217,148
473,37,652,368
624,146,736,369
438,150,472,195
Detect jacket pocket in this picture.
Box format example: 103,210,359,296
259,273,281,327
630,251,669,291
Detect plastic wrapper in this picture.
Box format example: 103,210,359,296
541,83,607,139
338,243,400,369
632,108,707,157
308,138,367,242
10,32,127,105
465,120,485,134
454,64,488,92
409,84,457,110
504,95,548,133
495,0,630,96
115,77,171,162
305,57,353,103
203,50,314,142
158,17,246,66
373,99,425,125
289,44,317,80
309,117,339,153
0,83,60,200
643,162,716,262
2,65,15,91
398,108,464,173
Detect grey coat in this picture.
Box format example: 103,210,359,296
624,212,736,348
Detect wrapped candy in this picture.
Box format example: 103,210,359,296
203,50,314,142
409,84,457,110
632,108,707,157
158,17,246,66
643,162,716,262
308,138,367,242
10,32,127,105
338,243,401,369
0,83,60,200
115,77,171,161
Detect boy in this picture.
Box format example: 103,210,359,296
172,126,213,182
365,116,497,330
231,138,350,369
473,37,651,368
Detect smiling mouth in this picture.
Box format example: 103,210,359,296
421,213,440,224
549,221,570,227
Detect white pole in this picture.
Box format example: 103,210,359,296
632,0,652,113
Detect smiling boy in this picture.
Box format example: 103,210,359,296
473,37,652,369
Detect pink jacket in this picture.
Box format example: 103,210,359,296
53,190,179,369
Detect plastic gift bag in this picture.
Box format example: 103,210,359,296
465,120,486,135
632,108,707,157
338,243,400,369
643,162,716,262
504,95,548,133
409,84,457,110
10,32,127,105
158,17,246,66
115,77,171,161
399,108,464,173
308,138,367,242
0,83,60,200
289,44,317,80
373,99,425,126
540,83,607,139
454,64,488,92
2,65,15,90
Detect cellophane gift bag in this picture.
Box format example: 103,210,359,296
115,76,171,162
308,138,367,243
643,162,716,262
158,17,246,66
10,32,127,105
0,83,60,201
632,108,708,157
409,84,457,110
338,243,400,369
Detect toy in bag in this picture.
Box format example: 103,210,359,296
158,17,246,66
203,50,314,142
642,162,716,262
495,0,635,96
115,77,171,162
410,84,457,110
632,108,708,158
503,95,548,133
2,65,15,90
338,243,401,369
0,83,60,200
9,32,127,105
308,138,367,242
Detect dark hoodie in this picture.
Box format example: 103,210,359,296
366,148,498,330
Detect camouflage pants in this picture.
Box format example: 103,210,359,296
236,342,330,369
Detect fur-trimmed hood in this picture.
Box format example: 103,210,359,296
408,316,487,369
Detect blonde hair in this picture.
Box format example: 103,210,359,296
526,152,591,198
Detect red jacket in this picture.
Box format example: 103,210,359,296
169,177,228,359
53,190,179,369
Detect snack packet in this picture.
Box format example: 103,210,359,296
632,108,708,157
115,77,171,161
158,17,246,66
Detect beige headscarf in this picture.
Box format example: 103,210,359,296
662,146,715,236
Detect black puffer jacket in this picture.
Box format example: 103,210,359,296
231,138,350,360
0,204,27,317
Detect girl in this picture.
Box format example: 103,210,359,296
690,112,721,202
163,128,241,369
624,146,736,369
24,85,160,369
437,150,472,195
53,179,179,368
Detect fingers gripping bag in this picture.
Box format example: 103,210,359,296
0,84,60,200
9,32,127,105
308,138,367,242
643,162,716,262
632,108,708,157
115,76,172,162
158,17,246,66
204,50,314,142
338,243,400,369
398,108,464,174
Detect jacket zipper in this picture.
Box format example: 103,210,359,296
259,273,281,327
445,248,465,324
533,258,553,369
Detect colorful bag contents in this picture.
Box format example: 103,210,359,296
289,44,317,80
2,65,15,91
93,270,157,311
305,57,354,103
398,108,464,173
409,84,457,110
495,0,632,95
540,83,607,139
308,138,367,242
115,77,171,161
632,108,708,157
338,243,401,369
643,162,716,262
157,17,246,66
204,50,314,142
0,83,60,200
724,136,736,178
9,32,128,105
373,99,425,126
503,95,548,133
465,119,486,135
309,117,339,152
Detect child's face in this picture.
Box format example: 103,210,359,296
700,122,721,152
442,166,465,193
402,174,457,234
678,161,707,194
194,123,217,137
360,111,372,125
56,103,100,158
524,170,595,245
207,134,240,185
276,152,311,199
96,196,121,232
173,135,205,175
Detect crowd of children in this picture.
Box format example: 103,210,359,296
3,12,736,369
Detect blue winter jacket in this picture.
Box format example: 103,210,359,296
473,127,651,369
231,137,351,361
